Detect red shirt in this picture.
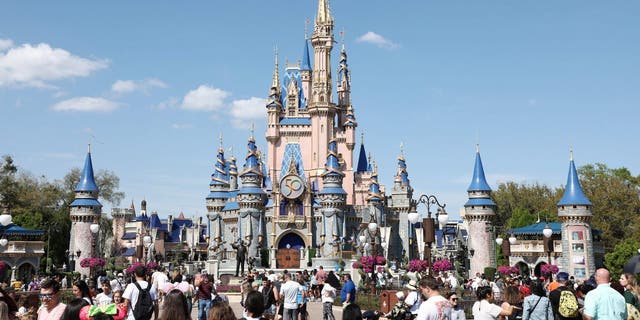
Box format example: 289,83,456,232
519,285,531,297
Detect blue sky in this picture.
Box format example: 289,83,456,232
1,1,638,220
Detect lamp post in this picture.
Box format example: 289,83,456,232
0,213,13,247
89,223,99,278
143,235,152,263
415,194,447,275
543,223,553,264
496,234,517,265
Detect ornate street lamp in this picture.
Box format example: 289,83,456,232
416,194,447,275
407,212,419,260
0,214,12,247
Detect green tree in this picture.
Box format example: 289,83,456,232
604,238,639,280
578,163,640,251
492,182,558,228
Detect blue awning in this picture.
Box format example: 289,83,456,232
121,248,136,256
121,233,137,240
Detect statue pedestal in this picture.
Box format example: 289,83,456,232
206,260,220,278
311,257,341,269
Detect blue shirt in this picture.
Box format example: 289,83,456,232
340,280,356,303
583,283,627,320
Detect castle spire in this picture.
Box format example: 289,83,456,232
316,0,333,25
272,47,280,90
467,147,491,192
356,133,368,173
394,145,410,187
301,38,311,71
75,146,99,192
557,151,592,206
210,133,229,188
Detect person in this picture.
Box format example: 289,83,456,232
386,291,409,320
342,303,362,320
111,273,125,293
195,274,214,320
122,265,158,320
243,290,267,320
279,273,300,320
447,273,458,290
60,298,90,320
0,301,8,320
17,292,39,320
340,274,356,306
548,272,580,320
501,285,523,320
208,301,236,320
522,279,553,320
261,277,278,320
158,289,190,320
151,266,169,302
472,286,516,320
404,280,421,319
182,275,194,312
416,277,451,320
583,268,627,320
37,279,66,320
447,292,465,320
73,280,94,305
321,279,337,320
620,273,640,309
95,281,114,305
112,290,126,310
232,239,248,277
296,277,309,320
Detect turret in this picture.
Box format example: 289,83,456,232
69,145,102,278
557,151,594,279
300,37,312,100
463,146,497,277
336,43,351,126
310,0,334,105
319,139,347,256
207,134,230,243
266,49,283,131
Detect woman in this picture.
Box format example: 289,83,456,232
208,301,236,320
17,293,38,320
61,298,90,320
522,280,553,320
472,286,517,320
74,280,94,305
501,285,523,320
447,292,466,320
262,277,278,320
159,289,191,320
0,301,8,320
620,273,640,308
297,277,309,320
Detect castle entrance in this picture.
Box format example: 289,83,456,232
276,232,305,269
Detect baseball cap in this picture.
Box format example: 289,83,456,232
556,272,569,282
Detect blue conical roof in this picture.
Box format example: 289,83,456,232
467,151,491,192
326,140,340,171
367,172,383,201
210,146,229,187
558,158,592,206
356,143,368,173
75,151,99,192
301,39,311,71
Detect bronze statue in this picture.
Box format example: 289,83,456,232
231,239,247,277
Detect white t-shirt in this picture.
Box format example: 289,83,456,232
472,300,503,320
94,292,113,305
448,276,458,289
111,277,125,292
279,280,301,310
122,280,157,320
405,290,422,315
416,295,451,320
321,283,336,303
152,271,169,291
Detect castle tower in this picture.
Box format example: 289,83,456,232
266,50,283,143
389,147,413,261
300,37,312,101
336,43,351,127
111,201,134,255
557,151,594,279
69,145,102,277
318,139,346,257
365,166,385,256
206,135,230,247
237,133,267,267
463,146,497,277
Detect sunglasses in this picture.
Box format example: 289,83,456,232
450,298,458,301
39,293,54,299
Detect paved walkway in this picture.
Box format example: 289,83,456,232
187,294,344,319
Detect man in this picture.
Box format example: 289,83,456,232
416,277,452,320
405,280,422,318
447,272,458,290
316,266,327,285
95,281,114,305
549,272,580,320
196,274,214,320
340,274,356,306
151,266,168,301
583,268,627,320
472,273,482,292
111,272,125,292
321,278,337,320
232,239,248,277
279,273,301,320
37,279,66,320
123,265,158,320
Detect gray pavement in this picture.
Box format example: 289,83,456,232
186,294,344,319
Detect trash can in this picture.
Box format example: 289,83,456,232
380,290,399,314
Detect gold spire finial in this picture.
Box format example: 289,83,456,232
476,144,480,153
304,18,309,39
250,123,255,141
570,149,573,161
272,46,279,89
88,143,91,153
361,132,365,145
219,132,223,150
400,142,404,157
340,28,345,47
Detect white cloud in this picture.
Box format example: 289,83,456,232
229,97,267,128
171,123,194,129
51,97,121,112
0,39,14,51
180,85,230,111
0,41,108,88
111,78,167,95
356,31,399,49
154,97,179,110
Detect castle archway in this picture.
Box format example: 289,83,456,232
276,231,306,269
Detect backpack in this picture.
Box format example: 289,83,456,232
132,282,154,320
558,289,579,318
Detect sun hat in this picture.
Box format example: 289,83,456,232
405,280,417,290
396,291,405,299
